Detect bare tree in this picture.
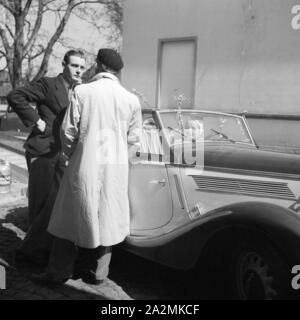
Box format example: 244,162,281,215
0,0,123,88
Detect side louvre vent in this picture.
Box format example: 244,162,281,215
191,175,296,200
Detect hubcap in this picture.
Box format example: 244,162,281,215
236,251,277,300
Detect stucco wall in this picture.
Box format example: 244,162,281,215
122,0,300,115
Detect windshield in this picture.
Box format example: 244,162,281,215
159,111,254,146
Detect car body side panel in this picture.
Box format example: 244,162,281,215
124,202,300,269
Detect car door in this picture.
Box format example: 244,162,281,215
129,111,173,232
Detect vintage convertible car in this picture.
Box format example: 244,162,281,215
125,108,300,300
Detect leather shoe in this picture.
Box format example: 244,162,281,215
71,271,104,285
30,272,68,286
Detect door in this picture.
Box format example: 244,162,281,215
158,37,197,109
129,112,173,231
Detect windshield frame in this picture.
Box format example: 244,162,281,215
156,109,257,147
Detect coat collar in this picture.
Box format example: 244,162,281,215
90,72,120,84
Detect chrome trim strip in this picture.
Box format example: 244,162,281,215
173,174,185,209
158,109,245,118
242,115,257,147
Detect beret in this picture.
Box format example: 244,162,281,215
97,48,124,71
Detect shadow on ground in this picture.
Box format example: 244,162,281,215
0,206,125,300
109,247,219,300
1,205,228,300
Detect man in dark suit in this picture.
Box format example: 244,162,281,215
7,49,86,266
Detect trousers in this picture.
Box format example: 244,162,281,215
25,152,59,225
19,153,66,265
47,237,112,281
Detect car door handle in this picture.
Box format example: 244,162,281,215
149,179,166,187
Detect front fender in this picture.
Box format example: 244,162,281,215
124,201,300,270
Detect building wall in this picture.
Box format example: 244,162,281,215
122,0,300,115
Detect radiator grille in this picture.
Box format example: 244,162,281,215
191,175,296,200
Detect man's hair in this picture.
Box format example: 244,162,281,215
63,49,85,64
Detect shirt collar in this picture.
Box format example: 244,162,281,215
90,72,120,84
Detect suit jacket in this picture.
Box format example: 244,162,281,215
7,74,69,156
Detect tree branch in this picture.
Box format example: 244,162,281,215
71,0,110,10
44,0,58,5
28,45,45,60
0,0,14,15
22,0,33,18
43,1,67,13
23,0,43,58
5,24,14,39
30,51,45,60
0,24,11,54
32,0,76,81
24,19,32,40
0,49,7,57
71,5,105,29
0,60,7,72
13,0,25,43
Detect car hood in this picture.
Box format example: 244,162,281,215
204,144,300,177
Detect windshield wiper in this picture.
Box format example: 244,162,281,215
206,129,236,143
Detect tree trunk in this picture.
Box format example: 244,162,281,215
12,41,23,88
12,0,24,88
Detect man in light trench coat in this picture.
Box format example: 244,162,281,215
31,48,142,285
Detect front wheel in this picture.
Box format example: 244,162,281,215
228,238,291,300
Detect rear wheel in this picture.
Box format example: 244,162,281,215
229,238,290,300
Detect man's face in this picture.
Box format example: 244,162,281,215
62,55,86,84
